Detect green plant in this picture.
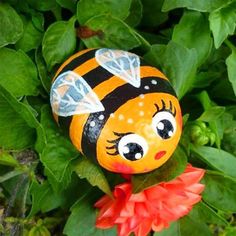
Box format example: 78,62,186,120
0,0,236,235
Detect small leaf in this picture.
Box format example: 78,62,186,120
144,41,198,99
202,171,236,212
132,146,187,193
226,48,236,96
209,2,236,48
76,0,132,25
0,48,40,97
191,145,236,179
82,14,141,50
162,0,232,12
172,11,212,66
42,17,76,69
0,3,23,48
28,180,64,217
27,0,58,11
63,189,116,236
197,106,225,122
15,15,43,52
56,0,77,12
73,158,112,196
0,152,19,167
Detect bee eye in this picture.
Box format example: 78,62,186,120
118,134,148,161
152,111,176,139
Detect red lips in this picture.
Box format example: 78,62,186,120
155,151,166,160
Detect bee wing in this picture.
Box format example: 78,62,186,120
50,71,105,117
95,48,141,88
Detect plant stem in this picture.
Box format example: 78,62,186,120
225,39,236,51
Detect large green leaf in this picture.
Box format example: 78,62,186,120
0,85,46,151
26,0,58,11
202,171,236,212
192,145,236,178
40,106,78,192
28,180,64,217
226,48,236,96
0,3,23,48
140,0,168,28
56,0,77,12
162,0,232,12
15,15,43,52
172,11,212,66
132,146,187,193
209,2,236,49
155,215,211,236
42,17,76,69
144,41,198,99
77,0,132,25
74,158,112,196
82,14,141,50
0,48,40,97
63,189,116,236
125,0,143,27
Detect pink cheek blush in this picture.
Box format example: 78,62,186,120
155,151,166,160
113,163,134,174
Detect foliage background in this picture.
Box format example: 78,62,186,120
0,0,236,235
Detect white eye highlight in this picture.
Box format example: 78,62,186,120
118,134,148,161
152,111,176,139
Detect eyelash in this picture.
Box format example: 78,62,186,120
106,132,132,156
153,100,176,117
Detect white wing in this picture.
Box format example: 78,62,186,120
95,48,141,88
50,71,105,117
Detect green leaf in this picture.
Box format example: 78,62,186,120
0,48,40,97
0,3,23,48
63,189,116,236
172,11,212,66
0,85,46,151
225,227,236,236
189,202,228,226
56,0,77,12
35,48,51,93
132,146,187,193
141,0,168,28
42,17,76,69
226,48,236,96
77,0,132,25
162,0,232,12
0,152,19,167
191,145,236,179
15,15,43,52
125,0,143,27
209,2,236,49
155,215,211,236
26,0,58,11
197,106,225,122
41,137,78,193
0,87,36,149
144,41,198,99
82,14,141,50
73,158,112,196
28,180,64,217
202,171,236,212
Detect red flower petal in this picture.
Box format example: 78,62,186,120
95,164,205,236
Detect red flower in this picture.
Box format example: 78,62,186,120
95,164,205,236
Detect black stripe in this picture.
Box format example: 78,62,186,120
81,77,177,161
82,65,114,88
59,49,97,75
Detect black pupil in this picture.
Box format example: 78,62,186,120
122,143,144,161
157,119,174,139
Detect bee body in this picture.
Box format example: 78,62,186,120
50,48,182,174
